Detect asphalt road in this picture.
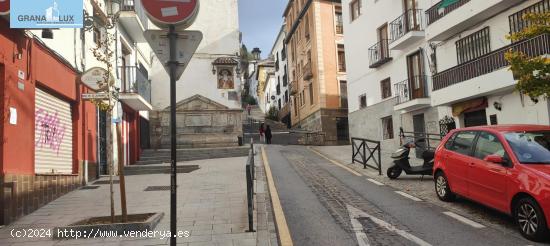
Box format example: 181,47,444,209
264,145,547,246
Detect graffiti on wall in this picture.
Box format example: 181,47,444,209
35,108,67,155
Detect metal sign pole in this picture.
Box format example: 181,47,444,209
168,24,178,246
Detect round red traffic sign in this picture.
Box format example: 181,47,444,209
141,0,199,28
0,0,10,15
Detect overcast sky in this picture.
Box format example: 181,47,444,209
238,0,287,58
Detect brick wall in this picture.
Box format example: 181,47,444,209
1,163,85,225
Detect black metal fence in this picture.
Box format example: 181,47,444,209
351,138,382,175
399,127,443,154
245,141,255,232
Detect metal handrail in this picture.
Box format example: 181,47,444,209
390,9,424,43
351,138,381,175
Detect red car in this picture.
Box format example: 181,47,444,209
433,125,550,241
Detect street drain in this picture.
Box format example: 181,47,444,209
80,186,100,190
144,186,175,191
93,180,120,185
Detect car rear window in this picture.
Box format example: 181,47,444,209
447,131,477,156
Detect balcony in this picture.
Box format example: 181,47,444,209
369,40,392,68
303,62,314,80
425,0,523,41
118,0,149,42
119,66,153,111
394,76,431,112
289,81,299,95
509,0,550,37
431,34,550,105
389,9,425,50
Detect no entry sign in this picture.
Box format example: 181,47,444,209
0,0,9,15
141,0,199,28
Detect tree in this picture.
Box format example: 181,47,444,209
90,29,128,223
505,12,550,101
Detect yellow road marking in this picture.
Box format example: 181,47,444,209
307,147,363,176
261,146,293,246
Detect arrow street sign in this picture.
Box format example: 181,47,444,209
82,93,109,100
144,30,203,80
141,0,199,29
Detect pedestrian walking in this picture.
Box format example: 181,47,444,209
246,104,251,116
265,125,272,144
259,123,265,143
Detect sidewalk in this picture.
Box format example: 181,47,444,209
0,156,275,246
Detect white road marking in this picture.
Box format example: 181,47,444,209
366,178,384,186
347,205,432,246
443,211,486,229
347,205,371,246
395,191,422,202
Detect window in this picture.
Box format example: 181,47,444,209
448,131,477,156
380,78,391,99
339,80,348,108
338,44,346,72
382,116,394,139
350,0,361,21
505,131,550,164
309,84,314,105
293,97,298,115
474,132,506,160
335,7,343,34
359,94,367,109
304,14,310,40
285,90,289,103
490,114,498,125
456,27,491,64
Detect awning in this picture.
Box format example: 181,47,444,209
452,97,488,117
439,0,460,9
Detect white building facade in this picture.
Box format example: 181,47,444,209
147,0,244,148
270,25,291,126
343,0,550,151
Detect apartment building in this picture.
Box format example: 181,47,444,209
270,25,292,127
344,0,550,151
285,0,349,145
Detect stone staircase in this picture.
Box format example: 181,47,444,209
135,147,251,165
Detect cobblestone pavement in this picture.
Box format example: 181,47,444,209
311,145,545,243
0,156,271,246
264,145,542,246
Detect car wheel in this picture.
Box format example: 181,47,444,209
515,197,549,242
434,171,455,202
387,166,402,179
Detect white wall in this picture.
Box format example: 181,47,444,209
270,26,289,110
342,0,434,113
149,0,242,110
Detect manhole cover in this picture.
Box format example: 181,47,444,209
144,186,175,191
93,180,120,185
80,186,100,190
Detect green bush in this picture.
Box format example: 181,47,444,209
242,95,257,105
266,106,279,121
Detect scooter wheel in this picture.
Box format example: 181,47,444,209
387,166,402,179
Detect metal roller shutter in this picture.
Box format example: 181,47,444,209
34,88,73,174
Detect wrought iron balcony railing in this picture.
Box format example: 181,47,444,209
509,0,550,37
369,39,392,68
425,0,470,26
432,34,550,91
395,75,429,104
120,66,152,103
390,9,425,43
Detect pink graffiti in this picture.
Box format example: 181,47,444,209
35,108,67,155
